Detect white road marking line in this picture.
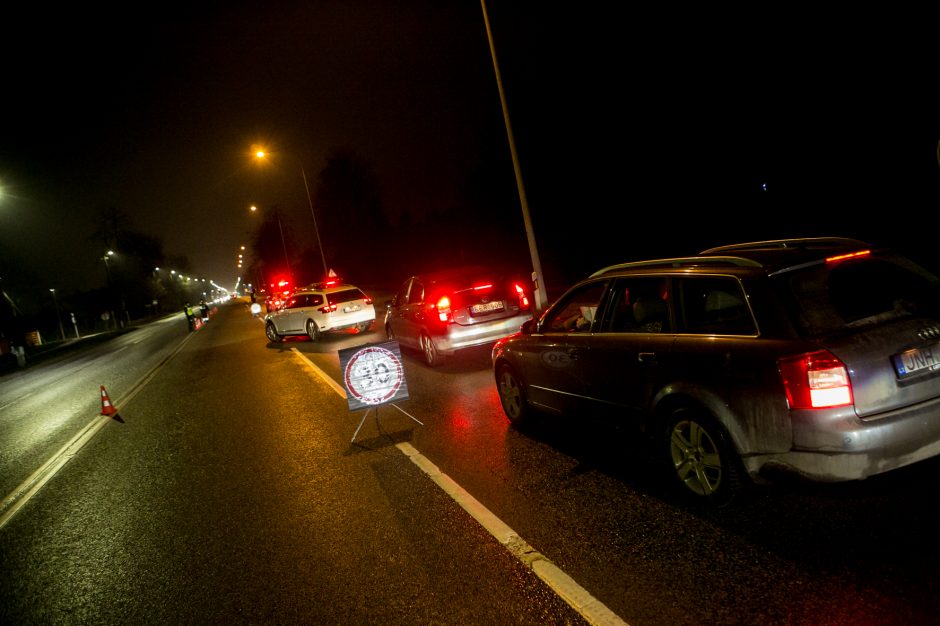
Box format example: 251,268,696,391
291,348,347,397
292,346,629,626
0,414,111,529
0,333,194,529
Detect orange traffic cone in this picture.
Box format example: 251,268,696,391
100,385,118,416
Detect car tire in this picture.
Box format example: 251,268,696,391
496,363,530,426
664,407,746,508
420,332,442,367
306,319,321,342
265,322,282,343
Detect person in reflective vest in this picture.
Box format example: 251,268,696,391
184,303,195,331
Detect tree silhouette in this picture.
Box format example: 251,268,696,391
88,207,175,320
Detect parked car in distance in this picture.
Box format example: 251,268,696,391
264,292,286,313
263,277,294,313
264,281,375,343
385,265,534,366
492,237,940,507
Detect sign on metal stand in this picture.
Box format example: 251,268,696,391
338,340,423,443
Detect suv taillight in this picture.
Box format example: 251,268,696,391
778,350,854,409
319,304,337,314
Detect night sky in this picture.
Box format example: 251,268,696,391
3,2,939,300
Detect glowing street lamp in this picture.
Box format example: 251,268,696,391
101,250,114,282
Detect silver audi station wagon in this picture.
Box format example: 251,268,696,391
492,238,940,507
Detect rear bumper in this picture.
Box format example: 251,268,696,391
745,394,940,482
432,313,532,355
321,309,375,332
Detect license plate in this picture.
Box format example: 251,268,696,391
893,342,940,379
471,300,504,314
344,305,361,313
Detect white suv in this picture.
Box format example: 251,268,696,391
264,282,375,342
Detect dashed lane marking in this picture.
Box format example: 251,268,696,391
291,346,629,626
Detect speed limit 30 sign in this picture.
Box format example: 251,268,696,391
339,341,410,412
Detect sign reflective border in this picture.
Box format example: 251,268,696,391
339,341,410,412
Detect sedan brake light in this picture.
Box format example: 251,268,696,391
319,303,337,314
433,296,452,322
778,350,854,409
514,283,530,310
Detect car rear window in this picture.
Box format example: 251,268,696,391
328,289,367,305
776,255,940,335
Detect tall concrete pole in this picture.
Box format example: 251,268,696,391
480,0,548,310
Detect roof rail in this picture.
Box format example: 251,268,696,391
590,256,762,277
700,237,870,255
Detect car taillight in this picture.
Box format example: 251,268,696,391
433,296,452,322
319,304,337,314
514,283,530,310
364,296,373,305
778,350,854,409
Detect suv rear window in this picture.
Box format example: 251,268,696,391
778,256,940,335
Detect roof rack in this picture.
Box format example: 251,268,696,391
700,237,870,255
590,256,761,277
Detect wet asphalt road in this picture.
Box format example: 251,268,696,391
0,303,592,625
3,299,940,625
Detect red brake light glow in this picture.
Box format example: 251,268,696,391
514,283,530,309
826,249,870,264
473,283,493,291
434,296,452,322
778,350,854,409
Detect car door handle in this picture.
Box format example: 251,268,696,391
638,352,656,363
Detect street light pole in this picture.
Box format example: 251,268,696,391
479,0,548,310
301,165,329,277
250,205,292,284
102,250,115,329
50,288,65,341
253,149,329,280
275,211,292,283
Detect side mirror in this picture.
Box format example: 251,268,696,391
521,318,536,334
